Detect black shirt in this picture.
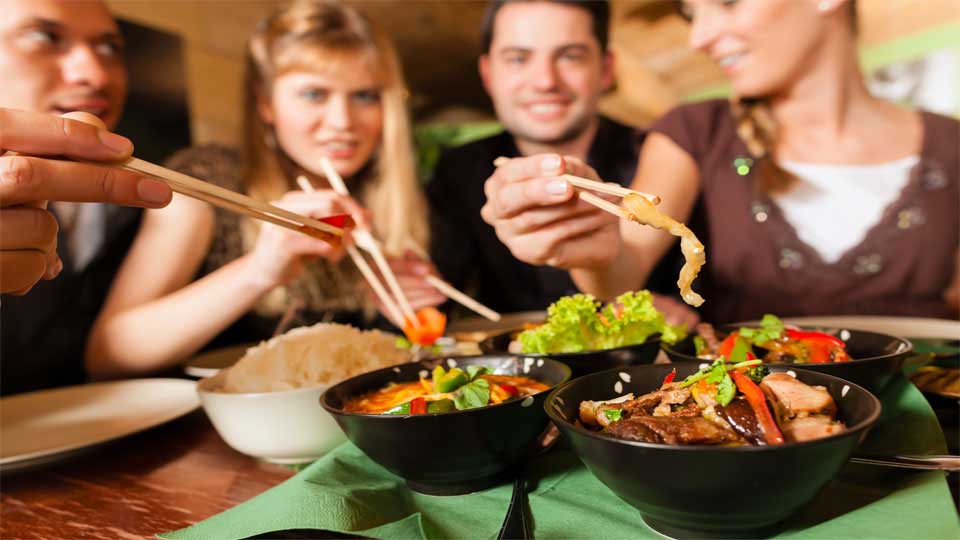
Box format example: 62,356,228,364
427,116,680,313
1,206,142,396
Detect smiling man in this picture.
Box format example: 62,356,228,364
428,0,693,322
0,0,153,395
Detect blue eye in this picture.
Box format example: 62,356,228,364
300,88,328,102
352,90,380,104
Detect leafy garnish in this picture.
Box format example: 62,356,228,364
706,366,736,406
466,365,488,381
738,314,784,345
519,291,686,354
603,409,623,422
452,378,490,410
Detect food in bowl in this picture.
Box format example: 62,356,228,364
517,290,685,354
694,314,851,364
579,359,844,446
198,322,410,463
321,355,571,495
545,364,881,537
343,365,549,414
218,322,410,393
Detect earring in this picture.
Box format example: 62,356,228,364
818,1,831,11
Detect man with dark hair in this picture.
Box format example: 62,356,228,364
428,0,695,323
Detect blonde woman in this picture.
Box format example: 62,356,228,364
85,1,441,378
481,0,958,323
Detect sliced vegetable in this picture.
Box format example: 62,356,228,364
693,336,709,357
403,307,447,346
603,409,623,422
432,366,468,393
383,402,411,415
426,399,455,413
409,397,427,415
730,370,784,445
466,365,489,380
785,329,845,347
662,368,677,386
727,335,756,362
499,383,519,397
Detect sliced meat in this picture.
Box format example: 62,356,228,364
607,417,663,443
621,391,665,417
780,415,845,443
624,416,740,445
653,387,693,416
760,373,837,418
716,397,765,445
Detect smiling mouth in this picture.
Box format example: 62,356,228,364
51,105,109,118
717,52,746,69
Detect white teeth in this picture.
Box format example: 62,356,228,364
528,103,564,114
719,53,744,68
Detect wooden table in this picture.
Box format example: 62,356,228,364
0,411,294,540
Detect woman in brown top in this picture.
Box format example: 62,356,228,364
83,1,441,378
481,0,958,323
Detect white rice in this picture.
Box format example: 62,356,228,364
218,323,410,393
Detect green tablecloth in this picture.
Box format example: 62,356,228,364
160,377,959,540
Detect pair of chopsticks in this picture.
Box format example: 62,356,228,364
93,156,349,243
492,156,660,218
299,157,501,326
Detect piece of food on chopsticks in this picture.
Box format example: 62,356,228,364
621,193,705,307
518,291,685,354
343,365,549,414
402,307,447,347
578,360,845,446
694,314,852,364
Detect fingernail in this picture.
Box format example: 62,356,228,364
136,178,171,205
545,179,569,195
98,130,133,155
541,155,561,173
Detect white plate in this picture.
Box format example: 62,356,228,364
182,343,255,378
781,315,960,339
0,378,199,472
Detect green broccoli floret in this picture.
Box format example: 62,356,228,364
743,364,770,384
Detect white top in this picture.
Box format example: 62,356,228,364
51,202,106,271
774,155,919,264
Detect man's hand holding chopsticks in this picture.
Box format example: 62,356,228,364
0,109,173,295
480,154,620,270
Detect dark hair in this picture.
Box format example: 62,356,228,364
480,0,610,53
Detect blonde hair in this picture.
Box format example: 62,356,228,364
729,1,859,193
243,0,427,254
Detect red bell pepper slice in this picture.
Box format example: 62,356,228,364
730,370,784,445
409,397,427,415
403,307,447,346
500,384,519,397
785,329,845,347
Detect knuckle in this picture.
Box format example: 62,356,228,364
97,167,118,198
0,156,37,194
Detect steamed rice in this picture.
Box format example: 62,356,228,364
219,323,410,393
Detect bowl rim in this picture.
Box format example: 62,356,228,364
480,327,664,358
320,354,572,419
544,364,882,453
662,324,913,366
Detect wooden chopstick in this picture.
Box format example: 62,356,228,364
424,274,501,322
492,156,660,205
295,176,406,327
105,156,346,243
318,157,420,327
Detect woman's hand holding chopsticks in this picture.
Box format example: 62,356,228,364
480,154,622,270
246,189,366,288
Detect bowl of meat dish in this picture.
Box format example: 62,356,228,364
480,291,685,377
545,362,881,538
198,323,411,463
663,314,912,393
320,355,570,495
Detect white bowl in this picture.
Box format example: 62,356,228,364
197,370,345,463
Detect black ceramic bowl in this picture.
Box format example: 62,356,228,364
545,364,881,539
663,325,912,393
479,328,661,377
320,355,570,495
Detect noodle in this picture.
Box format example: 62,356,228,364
621,194,705,307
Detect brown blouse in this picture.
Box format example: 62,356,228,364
651,99,959,324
